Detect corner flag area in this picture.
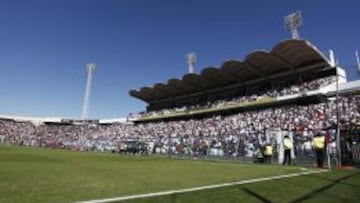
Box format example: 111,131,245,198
0,146,358,203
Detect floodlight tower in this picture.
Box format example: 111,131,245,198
186,52,196,73
356,51,360,75
284,11,303,39
81,63,96,120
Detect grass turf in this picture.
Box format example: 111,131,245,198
0,145,358,203
126,169,360,203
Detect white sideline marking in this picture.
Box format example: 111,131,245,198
76,169,328,203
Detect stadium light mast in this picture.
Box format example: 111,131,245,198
284,11,303,39
81,63,96,120
356,51,360,75
186,52,196,74
335,60,341,167
328,49,342,167
329,50,336,67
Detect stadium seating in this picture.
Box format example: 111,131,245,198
0,95,359,160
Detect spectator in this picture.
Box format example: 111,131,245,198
312,131,326,168
283,135,293,165
264,143,273,164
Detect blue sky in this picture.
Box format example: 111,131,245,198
0,0,359,119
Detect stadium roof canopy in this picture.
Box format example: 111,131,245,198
130,39,331,103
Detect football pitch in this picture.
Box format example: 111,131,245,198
0,146,359,203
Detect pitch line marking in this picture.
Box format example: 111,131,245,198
76,169,328,203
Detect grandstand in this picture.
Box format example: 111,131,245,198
1,39,360,203
125,39,360,167
129,40,346,121
1,39,359,166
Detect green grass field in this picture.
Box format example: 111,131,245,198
0,145,359,203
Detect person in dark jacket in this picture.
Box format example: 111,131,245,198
283,135,293,165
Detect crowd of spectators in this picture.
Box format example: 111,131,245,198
1,94,358,161
139,76,337,118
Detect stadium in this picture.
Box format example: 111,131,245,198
1,7,360,203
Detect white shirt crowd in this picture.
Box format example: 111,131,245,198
139,76,336,118
0,94,358,158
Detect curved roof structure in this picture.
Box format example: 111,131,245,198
130,39,330,103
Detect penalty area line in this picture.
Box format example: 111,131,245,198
76,169,328,203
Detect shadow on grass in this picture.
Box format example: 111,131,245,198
302,170,360,188
289,171,360,203
242,188,274,203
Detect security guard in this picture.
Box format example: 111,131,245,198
283,135,293,165
312,132,325,168
264,143,273,164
